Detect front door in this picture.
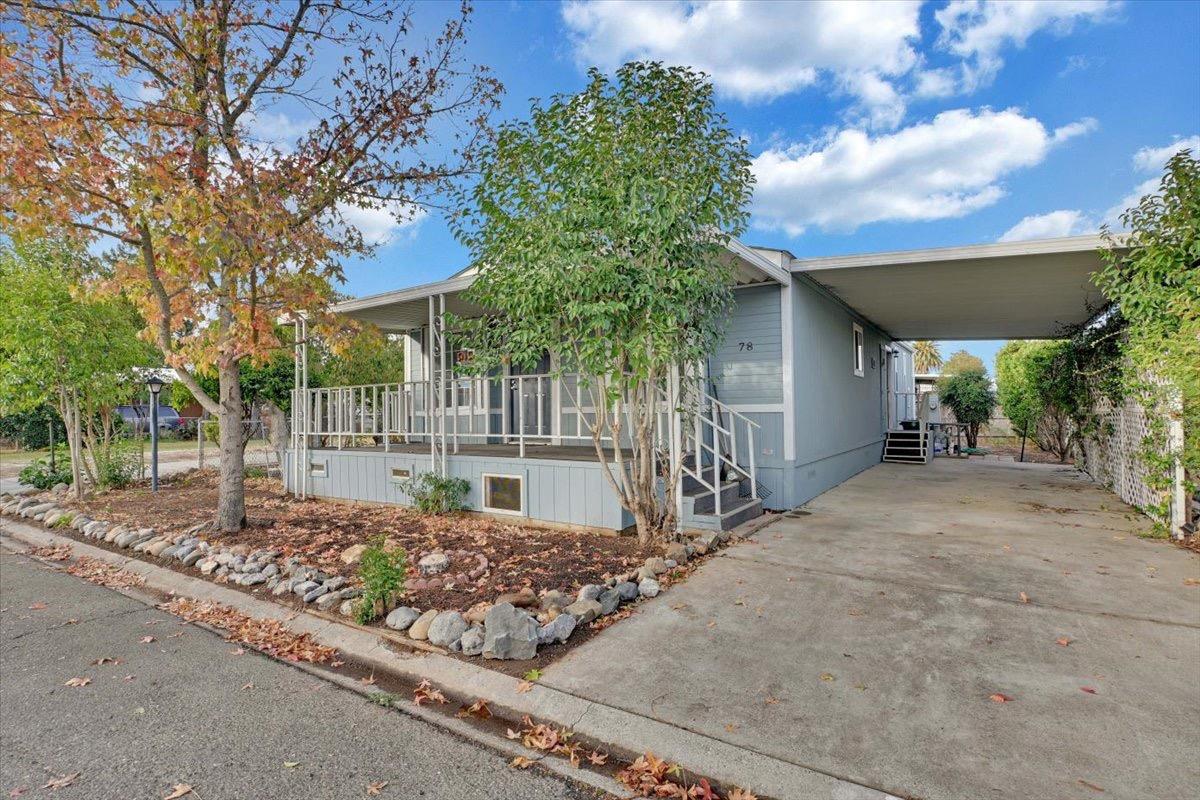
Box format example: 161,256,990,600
508,352,552,439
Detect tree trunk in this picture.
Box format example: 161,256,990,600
216,359,246,531
57,390,84,499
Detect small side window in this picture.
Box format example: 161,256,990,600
309,461,327,478
390,467,411,482
852,323,865,377
482,473,524,515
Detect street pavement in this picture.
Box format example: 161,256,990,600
0,550,603,800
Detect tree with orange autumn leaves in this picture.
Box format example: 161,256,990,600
0,0,501,530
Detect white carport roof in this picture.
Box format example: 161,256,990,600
790,235,1116,340
333,239,792,332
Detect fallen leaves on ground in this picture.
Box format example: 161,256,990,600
139,636,157,644
1077,779,1105,792
365,781,388,796
412,679,447,706
41,773,80,790
240,682,254,691
1184,578,1199,587
163,784,193,799
91,657,120,665
63,677,91,687
515,681,534,694
764,695,779,705
989,693,1014,703
66,557,145,589
27,602,47,611
1080,687,1099,694
457,699,492,720
509,756,535,770
818,673,835,682
522,668,542,681
160,598,338,664
360,673,377,686
727,789,758,800
283,761,300,769
587,750,608,766
31,544,72,561
616,751,685,797
1019,592,1030,604
9,786,28,797
1056,637,1072,647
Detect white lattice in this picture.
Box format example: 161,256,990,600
1079,393,1166,516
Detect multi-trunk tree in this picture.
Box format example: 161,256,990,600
450,62,754,545
1,0,500,530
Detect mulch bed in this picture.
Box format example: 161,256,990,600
65,470,657,614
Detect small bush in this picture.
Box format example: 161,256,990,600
94,441,140,489
401,472,471,514
18,447,72,489
244,466,267,479
52,513,74,528
355,535,408,625
202,418,220,444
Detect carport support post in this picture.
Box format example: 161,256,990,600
1168,393,1186,539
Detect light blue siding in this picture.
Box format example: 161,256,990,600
708,284,783,406
285,450,632,530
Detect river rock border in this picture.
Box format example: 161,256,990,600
1,488,738,661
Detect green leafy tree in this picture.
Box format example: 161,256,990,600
320,326,406,388
913,340,943,373
1097,149,1200,487
450,62,754,545
0,241,152,495
995,340,1083,462
941,349,985,375
938,369,996,449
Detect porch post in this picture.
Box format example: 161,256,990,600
670,363,683,532
428,296,437,473
439,293,448,475
292,318,300,498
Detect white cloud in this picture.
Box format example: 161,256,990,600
933,0,1118,92
750,108,1095,236
1131,135,1200,173
999,210,1094,242
336,201,427,247
243,108,313,148
561,0,921,126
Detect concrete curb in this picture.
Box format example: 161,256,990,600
2,516,896,800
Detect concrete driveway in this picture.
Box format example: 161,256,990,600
542,459,1200,800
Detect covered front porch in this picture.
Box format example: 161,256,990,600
286,242,790,531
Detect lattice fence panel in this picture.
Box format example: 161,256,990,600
1079,394,1164,515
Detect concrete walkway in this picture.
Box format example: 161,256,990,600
542,459,1200,800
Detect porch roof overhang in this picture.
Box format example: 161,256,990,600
332,238,793,332
790,235,1118,340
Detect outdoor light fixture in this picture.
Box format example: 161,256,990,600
145,375,165,491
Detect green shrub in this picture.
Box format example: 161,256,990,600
401,472,471,514
52,513,74,528
244,466,267,479
202,418,220,444
94,441,140,489
18,447,72,489
355,535,408,625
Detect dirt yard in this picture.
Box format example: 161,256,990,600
64,470,657,614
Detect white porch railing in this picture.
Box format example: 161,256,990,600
291,370,759,523
888,390,919,429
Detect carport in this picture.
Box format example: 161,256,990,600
536,236,1198,800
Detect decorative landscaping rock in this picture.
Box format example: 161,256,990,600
323,576,347,592
242,573,267,587
597,589,621,615
540,590,569,610
537,613,576,645
464,602,491,624
495,587,537,608
340,544,367,565
316,592,343,612
182,550,205,568
693,531,721,552
665,542,689,564
577,584,603,602
615,581,640,601
482,603,539,661
644,556,668,575
408,609,439,640
302,584,329,603
385,606,422,631
562,598,602,624
636,565,656,581
459,625,485,656
427,611,468,648
417,552,450,576
638,578,661,598
339,599,358,618
51,482,68,495
293,580,319,597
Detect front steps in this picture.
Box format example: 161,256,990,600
680,477,763,531
883,429,928,464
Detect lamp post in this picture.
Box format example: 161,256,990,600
146,376,165,491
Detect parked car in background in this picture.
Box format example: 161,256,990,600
114,404,184,434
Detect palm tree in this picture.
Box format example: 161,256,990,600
913,340,943,374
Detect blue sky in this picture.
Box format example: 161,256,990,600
331,0,1199,373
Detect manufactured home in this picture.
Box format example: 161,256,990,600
286,235,1112,533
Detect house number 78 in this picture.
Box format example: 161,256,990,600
738,341,754,351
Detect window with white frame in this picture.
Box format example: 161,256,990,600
852,323,865,377
482,473,524,515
